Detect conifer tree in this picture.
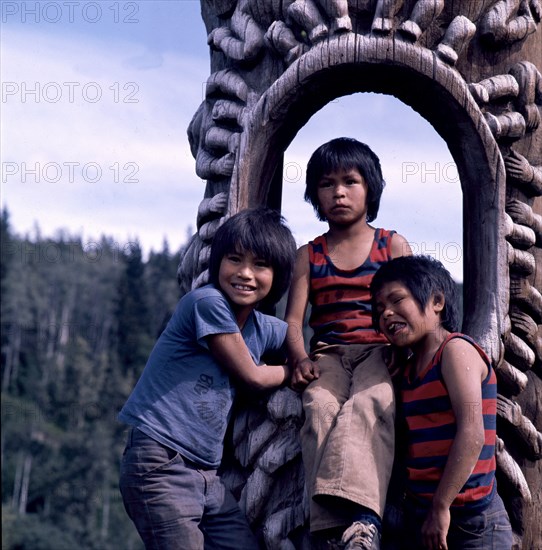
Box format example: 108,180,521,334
115,241,152,386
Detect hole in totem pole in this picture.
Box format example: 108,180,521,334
280,92,464,319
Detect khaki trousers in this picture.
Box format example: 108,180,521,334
301,343,395,532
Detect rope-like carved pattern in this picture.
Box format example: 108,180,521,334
177,70,252,293
477,59,542,530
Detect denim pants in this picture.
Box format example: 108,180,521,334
119,428,259,550
301,343,395,532
402,492,513,550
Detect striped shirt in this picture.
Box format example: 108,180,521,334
402,333,497,511
308,228,395,346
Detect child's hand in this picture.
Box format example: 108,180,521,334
290,356,320,391
421,505,450,550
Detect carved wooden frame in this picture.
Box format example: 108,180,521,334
233,35,508,361
180,1,541,546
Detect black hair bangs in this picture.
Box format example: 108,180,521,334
370,255,460,333
305,138,385,223
208,207,297,307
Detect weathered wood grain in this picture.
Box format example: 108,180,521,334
180,1,542,547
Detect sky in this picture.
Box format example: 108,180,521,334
1,0,463,280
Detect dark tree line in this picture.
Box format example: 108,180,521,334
1,208,184,549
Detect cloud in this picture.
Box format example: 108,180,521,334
1,23,209,255
123,50,165,71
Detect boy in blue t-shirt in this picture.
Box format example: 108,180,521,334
119,207,297,549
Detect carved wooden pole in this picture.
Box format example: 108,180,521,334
179,1,541,547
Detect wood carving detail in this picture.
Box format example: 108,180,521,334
180,1,542,547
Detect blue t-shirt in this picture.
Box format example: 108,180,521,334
118,284,287,468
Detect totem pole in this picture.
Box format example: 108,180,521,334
178,1,541,547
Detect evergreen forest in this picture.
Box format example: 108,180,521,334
1,208,184,549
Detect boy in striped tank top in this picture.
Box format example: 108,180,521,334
370,255,512,550
285,138,411,549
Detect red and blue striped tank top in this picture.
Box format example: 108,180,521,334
308,228,395,347
402,333,497,510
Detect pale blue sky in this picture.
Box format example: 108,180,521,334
1,0,463,279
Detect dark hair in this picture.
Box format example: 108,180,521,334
208,207,297,307
370,255,460,332
305,137,385,222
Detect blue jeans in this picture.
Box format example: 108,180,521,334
402,492,513,550
119,428,259,550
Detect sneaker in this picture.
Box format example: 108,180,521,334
341,521,380,550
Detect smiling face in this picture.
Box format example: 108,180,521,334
316,167,368,226
218,249,274,325
374,281,444,349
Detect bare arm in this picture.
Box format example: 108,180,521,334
391,232,412,258
421,338,488,550
284,245,319,390
206,333,289,391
